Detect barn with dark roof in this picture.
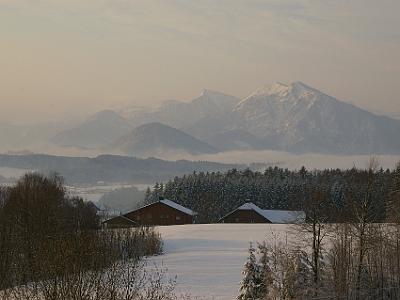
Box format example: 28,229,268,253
103,199,196,228
218,202,305,224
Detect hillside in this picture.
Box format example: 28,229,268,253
233,82,400,154
51,110,132,149
113,122,219,157
121,89,240,129
203,129,272,151
121,83,400,155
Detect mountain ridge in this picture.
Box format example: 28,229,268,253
47,82,400,155
233,82,400,154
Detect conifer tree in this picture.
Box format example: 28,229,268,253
238,242,261,300
144,187,152,204
281,250,312,300
292,250,313,298
257,242,275,299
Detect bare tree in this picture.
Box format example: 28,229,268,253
351,157,379,299
388,161,400,222
297,184,331,296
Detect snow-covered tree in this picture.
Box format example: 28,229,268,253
257,242,275,299
238,242,261,300
144,187,152,204
292,250,313,298
281,250,313,300
149,165,392,223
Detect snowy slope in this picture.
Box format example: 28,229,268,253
121,83,400,155
150,224,299,300
233,82,400,154
50,83,400,155
123,90,240,130
51,110,132,149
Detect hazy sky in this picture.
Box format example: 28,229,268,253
1,0,399,124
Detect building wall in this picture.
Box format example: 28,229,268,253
124,202,193,226
220,210,270,223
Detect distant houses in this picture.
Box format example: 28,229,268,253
103,199,196,228
218,202,305,224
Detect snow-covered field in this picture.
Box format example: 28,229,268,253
151,224,300,300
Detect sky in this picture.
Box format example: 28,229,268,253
1,0,399,124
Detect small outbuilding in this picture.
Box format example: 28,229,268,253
218,202,305,224
103,199,196,228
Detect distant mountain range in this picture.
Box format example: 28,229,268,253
3,82,400,156
119,89,240,129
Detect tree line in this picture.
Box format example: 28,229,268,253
145,162,396,223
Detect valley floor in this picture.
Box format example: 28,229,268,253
150,224,300,300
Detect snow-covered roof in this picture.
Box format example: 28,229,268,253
236,202,305,224
160,199,196,216
102,214,137,224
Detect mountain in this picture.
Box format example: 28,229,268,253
51,110,132,149
204,129,273,151
232,82,400,154
113,122,220,157
121,89,240,129
46,83,400,155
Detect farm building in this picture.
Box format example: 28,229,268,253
103,199,196,228
218,202,305,224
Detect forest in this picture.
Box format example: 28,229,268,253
146,161,398,223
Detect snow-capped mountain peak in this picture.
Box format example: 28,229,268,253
195,89,240,106
250,81,320,98
51,82,400,155
251,82,289,97
200,89,223,97
236,81,327,111
232,81,400,154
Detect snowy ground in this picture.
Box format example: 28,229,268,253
150,224,301,300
